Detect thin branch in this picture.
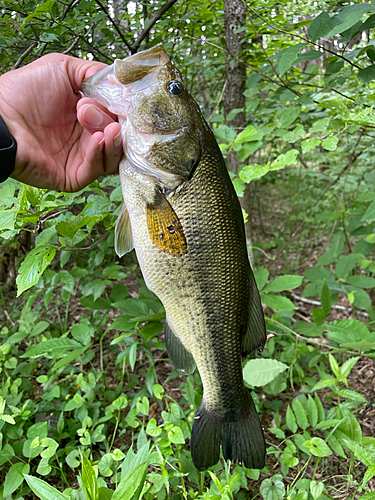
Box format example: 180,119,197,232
12,42,38,70
209,80,227,121
38,0,81,57
291,293,369,318
131,0,179,53
61,0,81,20
244,3,295,94
63,35,80,55
93,0,131,52
180,33,301,97
245,3,363,71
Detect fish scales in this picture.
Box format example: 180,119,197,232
83,44,267,471
123,148,248,408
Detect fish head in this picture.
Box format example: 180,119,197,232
83,45,205,188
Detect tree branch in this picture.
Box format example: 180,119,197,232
130,0,179,53
13,42,38,70
93,0,132,52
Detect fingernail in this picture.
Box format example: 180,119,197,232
83,106,104,128
114,131,122,148
98,137,105,148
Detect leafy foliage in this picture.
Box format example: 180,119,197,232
1,0,375,498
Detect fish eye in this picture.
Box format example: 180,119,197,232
167,80,183,95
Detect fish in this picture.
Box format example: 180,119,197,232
82,45,267,471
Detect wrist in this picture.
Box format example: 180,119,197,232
0,113,17,183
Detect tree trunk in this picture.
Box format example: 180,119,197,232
224,0,254,263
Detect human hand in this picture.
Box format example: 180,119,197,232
0,53,122,192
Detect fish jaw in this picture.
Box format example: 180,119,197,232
81,45,170,118
82,64,123,112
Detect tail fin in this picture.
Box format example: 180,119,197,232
190,390,265,471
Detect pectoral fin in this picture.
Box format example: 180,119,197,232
146,190,187,255
164,318,196,374
241,271,267,355
115,204,134,257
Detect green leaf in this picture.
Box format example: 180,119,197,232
260,477,285,500
243,358,288,387
293,398,308,430
56,215,99,240
270,149,299,171
24,474,69,500
81,452,99,500
358,64,375,83
322,136,338,151
346,275,375,288
340,356,360,378
359,493,375,500
363,200,375,222
327,433,346,459
320,98,350,118
338,408,362,442
308,12,338,41
312,308,327,326
281,444,299,467
22,338,81,358
112,462,148,500
71,324,94,346
0,208,17,230
235,124,263,143
168,425,185,444
310,481,324,500
326,4,371,37
226,108,244,121
303,437,332,457
363,466,375,487
261,293,296,310
315,419,341,430
311,377,337,391
146,418,162,437
286,405,298,433
335,254,357,279
326,319,372,344
307,395,318,428
35,0,56,12
337,389,367,403
278,44,306,76
328,354,340,378
208,471,224,493
16,244,57,296
301,138,321,154
263,275,303,292
40,438,59,459
320,281,331,315
253,267,269,291
99,488,114,500
310,117,331,133
4,463,30,497
318,231,345,265
239,163,270,183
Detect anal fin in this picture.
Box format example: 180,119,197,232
164,318,196,375
115,204,134,257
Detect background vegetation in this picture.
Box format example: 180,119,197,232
1,0,375,498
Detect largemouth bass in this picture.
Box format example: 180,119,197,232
83,45,266,471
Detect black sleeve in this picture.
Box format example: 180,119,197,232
0,114,17,183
